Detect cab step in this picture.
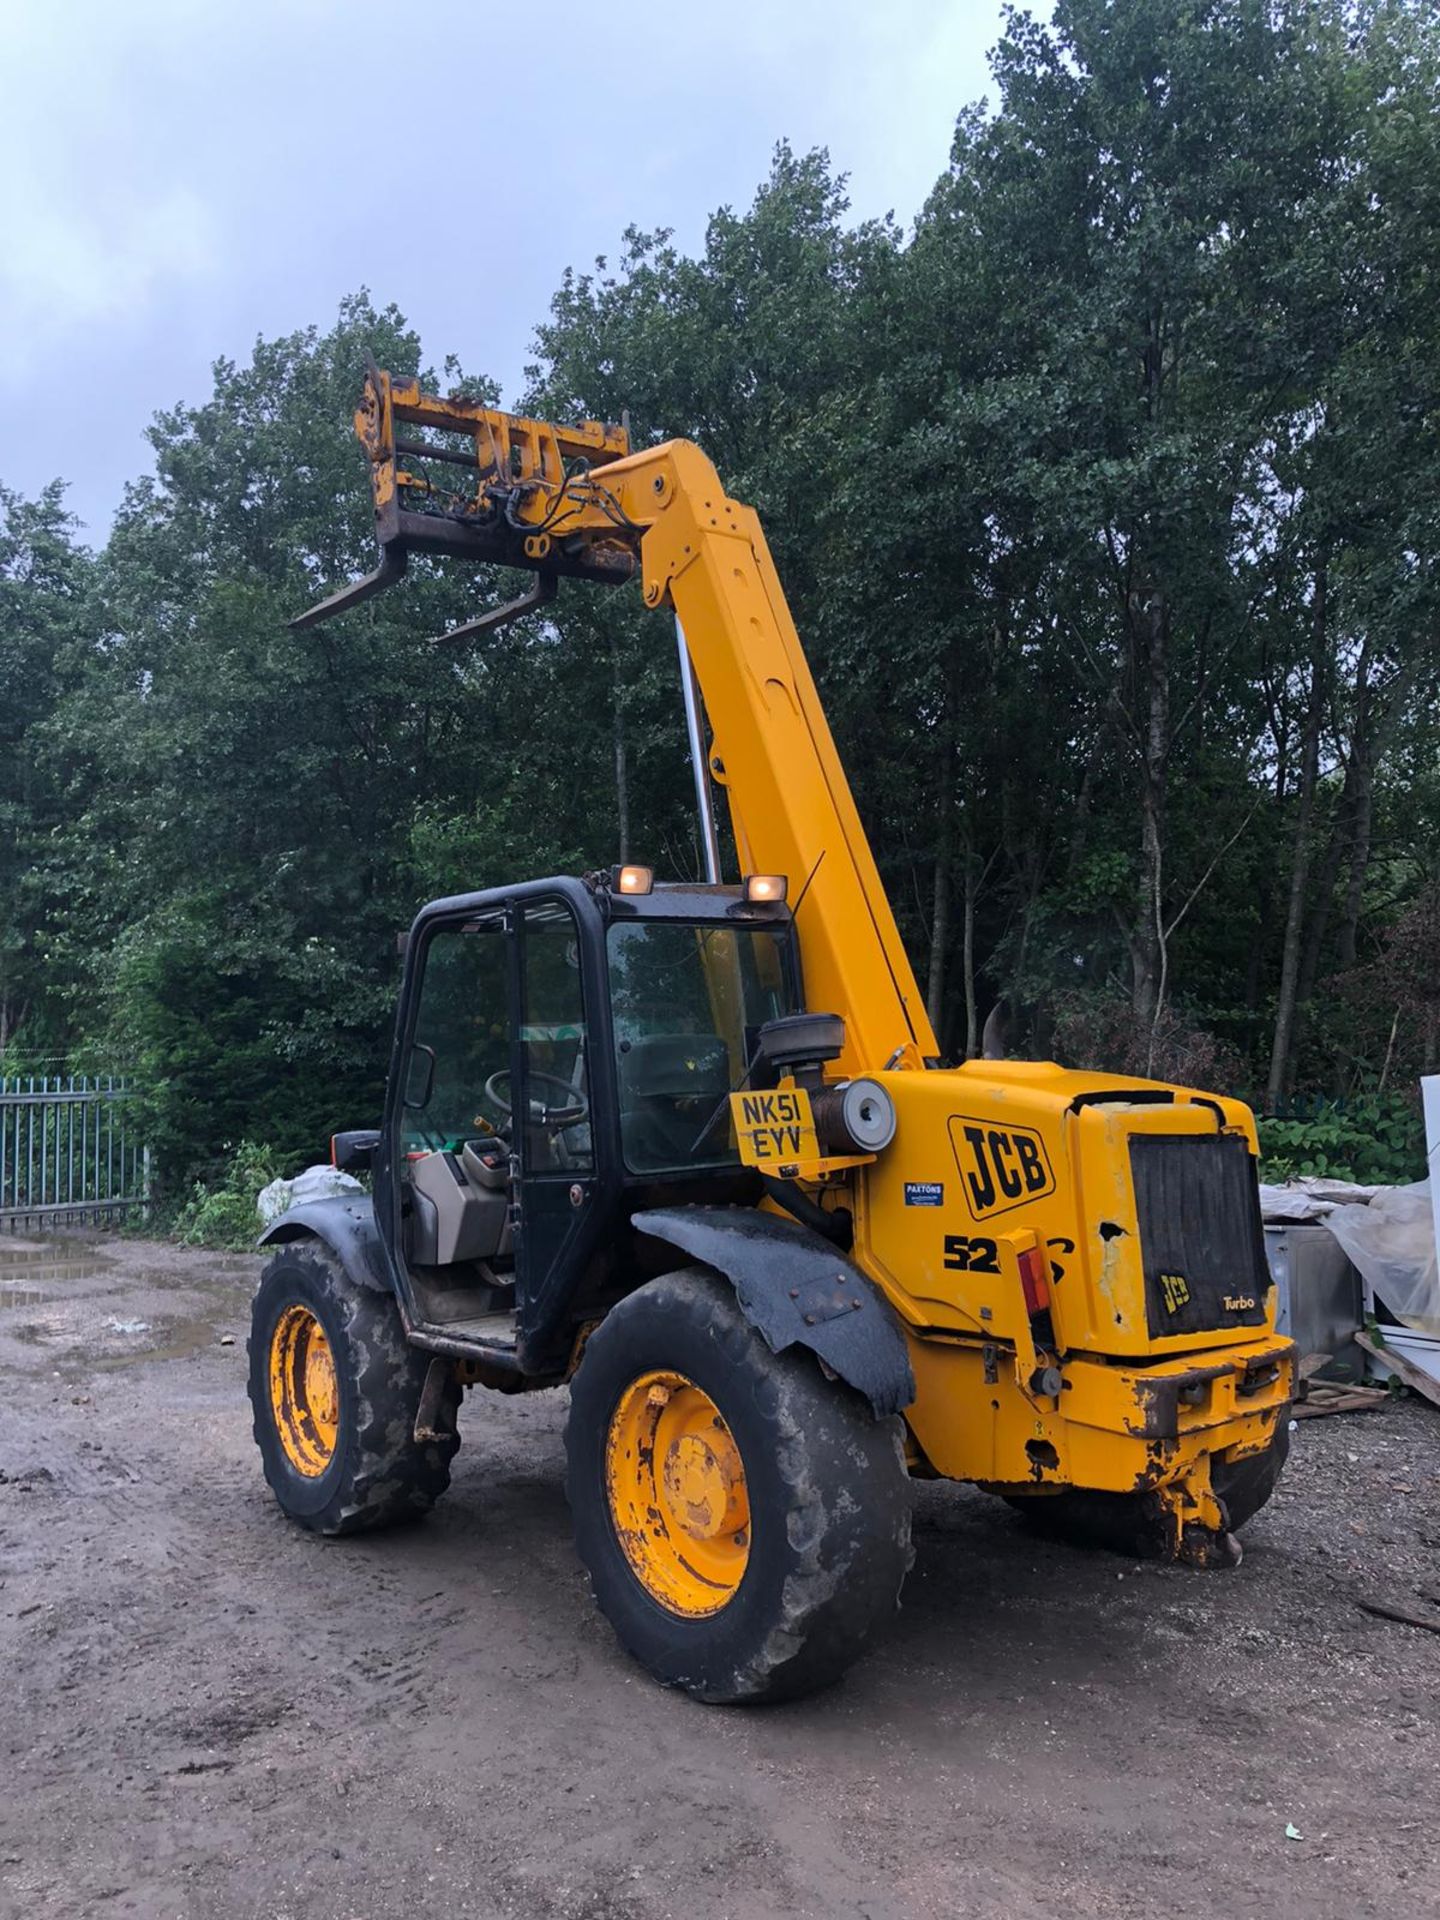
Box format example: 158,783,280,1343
408,1309,520,1362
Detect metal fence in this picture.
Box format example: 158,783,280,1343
0,1076,149,1230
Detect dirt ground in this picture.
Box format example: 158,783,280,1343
1,1232,1437,1920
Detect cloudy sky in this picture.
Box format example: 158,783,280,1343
0,1,1011,539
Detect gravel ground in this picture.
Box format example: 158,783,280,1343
1,1230,1437,1920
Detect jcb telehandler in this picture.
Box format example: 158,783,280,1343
249,362,1293,1703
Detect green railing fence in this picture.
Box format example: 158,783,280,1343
0,1075,149,1230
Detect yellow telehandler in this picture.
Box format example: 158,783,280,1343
249,362,1293,1702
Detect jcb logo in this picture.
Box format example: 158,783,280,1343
948,1117,1055,1221
1160,1272,1191,1315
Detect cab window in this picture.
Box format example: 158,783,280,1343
404,917,509,1152
606,921,793,1174
518,900,593,1173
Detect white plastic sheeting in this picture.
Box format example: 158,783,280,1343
1258,1178,1382,1222
257,1164,364,1227
1324,1182,1440,1338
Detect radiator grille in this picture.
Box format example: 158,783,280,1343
1129,1133,1270,1338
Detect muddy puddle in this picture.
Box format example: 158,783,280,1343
87,1316,223,1370
0,1233,114,1307
0,1233,257,1372
0,1233,254,1298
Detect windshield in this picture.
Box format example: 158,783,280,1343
606,920,794,1174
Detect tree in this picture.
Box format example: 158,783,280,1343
0,481,92,1057
36,296,529,1183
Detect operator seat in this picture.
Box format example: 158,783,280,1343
616,1033,731,1172
407,1139,512,1267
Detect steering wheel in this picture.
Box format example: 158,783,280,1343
483,1069,588,1130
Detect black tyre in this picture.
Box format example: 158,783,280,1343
247,1238,460,1535
565,1267,912,1705
1002,1415,1292,1555
1212,1414,1291,1530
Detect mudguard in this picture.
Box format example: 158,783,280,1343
632,1205,916,1418
257,1194,393,1295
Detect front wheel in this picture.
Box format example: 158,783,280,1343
247,1239,460,1535
566,1267,913,1704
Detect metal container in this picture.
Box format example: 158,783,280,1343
1264,1223,1364,1379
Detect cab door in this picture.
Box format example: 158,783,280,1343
379,904,515,1292
513,896,605,1362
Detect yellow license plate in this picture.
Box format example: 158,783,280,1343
729,1088,818,1167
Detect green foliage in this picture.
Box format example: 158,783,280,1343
170,1140,281,1250
26,295,564,1188
1258,1094,1427,1185
0,481,92,1059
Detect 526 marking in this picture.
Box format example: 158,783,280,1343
942,1233,1001,1275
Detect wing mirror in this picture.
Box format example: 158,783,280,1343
403,1042,437,1109
330,1129,381,1172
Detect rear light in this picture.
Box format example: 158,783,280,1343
1017,1245,1051,1316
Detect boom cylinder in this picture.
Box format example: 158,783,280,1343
676,617,722,886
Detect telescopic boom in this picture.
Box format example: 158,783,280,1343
295,362,936,1077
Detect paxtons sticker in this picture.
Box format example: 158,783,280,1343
904,1182,944,1207
947,1116,1055,1221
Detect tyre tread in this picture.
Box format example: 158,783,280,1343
567,1267,912,1704
248,1240,459,1536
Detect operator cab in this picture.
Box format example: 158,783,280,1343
365,869,802,1375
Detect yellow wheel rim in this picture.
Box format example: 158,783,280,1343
604,1369,751,1618
269,1305,340,1477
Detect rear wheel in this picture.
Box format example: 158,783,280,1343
1002,1417,1291,1555
1212,1415,1291,1529
248,1239,460,1535
566,1267,912,1704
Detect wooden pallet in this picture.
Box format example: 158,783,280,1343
1292,1378,1390,1419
